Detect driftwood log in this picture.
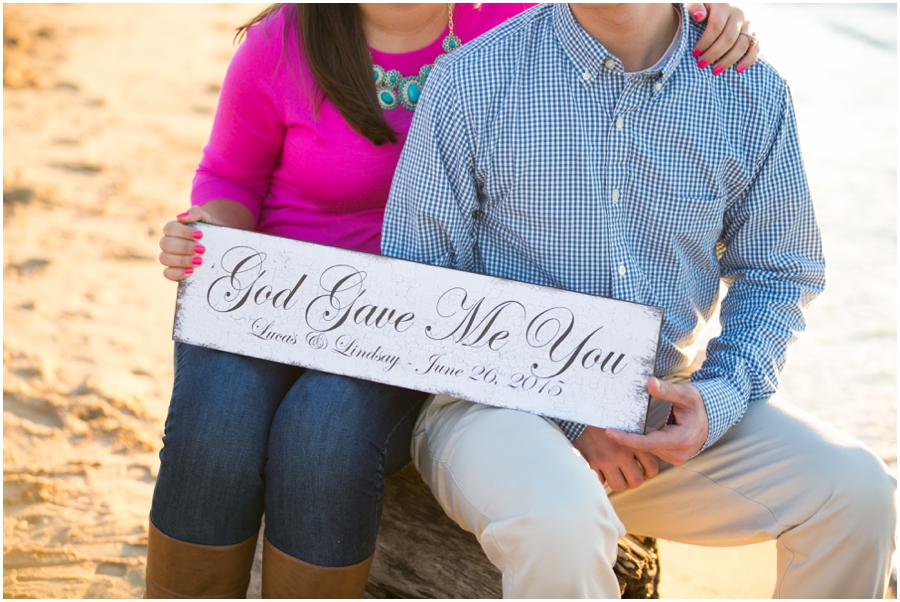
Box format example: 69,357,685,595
247,463,659,598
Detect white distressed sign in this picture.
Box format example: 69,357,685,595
173,224,664,433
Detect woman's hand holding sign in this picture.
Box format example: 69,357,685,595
158,200,254,281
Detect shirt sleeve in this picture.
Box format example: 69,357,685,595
382,62,480,271
691,83,826,451
190,17,287,225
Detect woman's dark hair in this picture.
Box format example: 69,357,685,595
236,4,398,146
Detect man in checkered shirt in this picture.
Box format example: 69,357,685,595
383,4,896,598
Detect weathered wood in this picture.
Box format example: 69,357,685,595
367,464,659,599
614,534,660,599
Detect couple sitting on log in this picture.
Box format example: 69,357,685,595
146,3,896,599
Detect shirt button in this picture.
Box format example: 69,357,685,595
611,190,620,203
604,58,616,70
615,117,624,129
618,265,627,276
582,72,591,81
654,82,663,91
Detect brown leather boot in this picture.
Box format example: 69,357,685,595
261,535,374,598
143,520,258,598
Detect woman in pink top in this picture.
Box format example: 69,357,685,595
149,4,758,597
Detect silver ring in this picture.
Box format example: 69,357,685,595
739,31,759,47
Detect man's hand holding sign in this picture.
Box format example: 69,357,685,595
606,377,711,467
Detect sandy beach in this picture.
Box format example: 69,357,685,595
3,4,896,598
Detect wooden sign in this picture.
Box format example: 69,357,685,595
173,224,664,433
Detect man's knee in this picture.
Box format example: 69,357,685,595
489,477,624,572
743,398,895,534
828,444,897,538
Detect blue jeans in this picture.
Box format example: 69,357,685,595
149,343,427,567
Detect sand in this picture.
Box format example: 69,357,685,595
3,4,895,598
4,4,263,596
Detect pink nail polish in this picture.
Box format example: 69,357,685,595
183,267,194,275
692,48,703,58
713,65,725,76
195,245,206,255
693,11,704,21
697,59,708,69
192,230,203,240
737,65,747,73
177,212,190,218
191,257,202,266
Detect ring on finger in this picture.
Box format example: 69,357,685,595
739,31,759,47
635,458,645,475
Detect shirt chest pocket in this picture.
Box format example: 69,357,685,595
637,195,726,240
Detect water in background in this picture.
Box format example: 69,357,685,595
733,4,897,471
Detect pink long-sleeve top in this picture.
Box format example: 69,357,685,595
192,4,532,255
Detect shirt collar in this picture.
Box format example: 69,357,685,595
553,3,690,86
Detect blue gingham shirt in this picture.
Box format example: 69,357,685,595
382,4,825,451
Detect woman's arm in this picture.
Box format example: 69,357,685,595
159,10,291,282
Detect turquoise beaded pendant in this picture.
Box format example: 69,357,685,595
442,34,461,54
373,65,400,110
377,87,399,110
373,64,386,86
399,76,423,111
383,69,402,88
372,33,461,112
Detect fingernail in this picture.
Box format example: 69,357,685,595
177,212,190,218
713,65,725,76
693,10,705,21
651,377,661,388
192,230,203,240
697,59,708,69
183,267,193,275
736,64,747,73
692,48,703,58
191,257,203,266
194,244,206,255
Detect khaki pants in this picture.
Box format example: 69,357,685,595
412,394,896,598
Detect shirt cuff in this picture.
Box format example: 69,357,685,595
690,376,749,452
550,418,586,441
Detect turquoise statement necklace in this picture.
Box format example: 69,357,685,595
372,4,461,111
